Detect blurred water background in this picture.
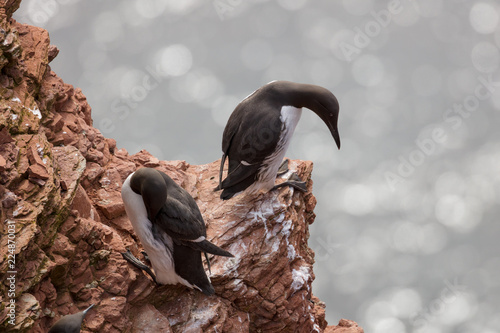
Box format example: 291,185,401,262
14,1,500,332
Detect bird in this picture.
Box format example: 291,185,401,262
121,167,233,296
48,304,94,333
216,80,341,200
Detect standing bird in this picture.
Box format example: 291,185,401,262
48,304,94,333
216,80,341,200
121,168,233,296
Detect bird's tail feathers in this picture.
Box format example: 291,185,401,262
220,188,237,200
187,239,234,257
195,281,215,296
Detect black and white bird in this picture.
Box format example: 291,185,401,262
121,167,233,296
48,304,94,333
216,80,341,200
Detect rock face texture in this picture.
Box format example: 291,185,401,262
0,3,363,333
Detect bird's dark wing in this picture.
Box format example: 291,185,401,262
154,190,206,241
155,188,234,256
219,99,283,198
150,171,206,240
173,243,214,296
153,172,233,257
156,192,233,256
221,108,239,158
217,100,242,189
219,160,261,199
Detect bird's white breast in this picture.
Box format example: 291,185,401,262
248,106,302,193
280,105,303,133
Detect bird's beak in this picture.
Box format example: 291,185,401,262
331,128,341,149
311,98,341,150
315,113,341,150
84,304,94,315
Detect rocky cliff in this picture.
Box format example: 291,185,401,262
0,2,363,332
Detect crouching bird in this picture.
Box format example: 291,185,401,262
216,80,341,200
48,304,94,333
121,168,233,295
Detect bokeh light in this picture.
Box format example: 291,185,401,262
373,317,406,333
156,44,193,77
169,69,223,104
341,183,376,216
240,39,274,71
392,0,420,27
471,41,500,73
415,0,443,18
469,2,500,34
93,11,124,46
342,0,373,16
134,0,168,19
211,95,242,128
435,195,483,233
277,0,308,11
431,13,461,43
411,65,443,96
330,29,357,62
351,54,385,87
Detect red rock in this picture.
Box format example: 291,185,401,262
324,319,364,333
98,296,127,321
27,144,45,165
16,179,36,197
66,218,92,243
16,23,50,85
3,1,21,18
71,185,100,221
0,127,13,144
48,44,59,62
0,155,6,171
51,234,75,258
11,293,41,331
95,189,125,219
114,148,129,159
84,311,106,332
2,191,18,208
107,214,134,234
50,113,64,132
32,278,57,305
144,156,160,167
132,304,172,333
28,163,49,180
0,8,363,333
83,162,104,183
106,138,116,152
99,168,122,191
86,148,105,165
112,160,136,182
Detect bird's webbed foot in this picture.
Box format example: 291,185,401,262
273,177,308,192
141,251,151,264
121,249,158,284
274,160,308,192
204,252,212,275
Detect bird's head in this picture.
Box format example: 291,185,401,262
267,81,341,149
311,90,341,149
130,168,167,221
